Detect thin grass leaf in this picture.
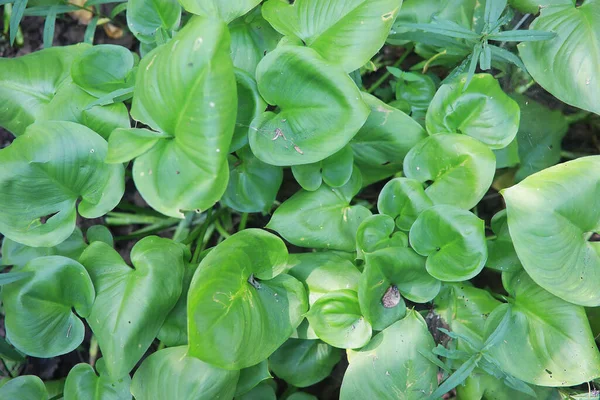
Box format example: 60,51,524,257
43,8,56,48
504,375,537,398
481,308,512,351
24,4,78,15
0,0,13,5
84,15,99,44
401,22,481,41
484,0,507,25
0,336,25,362
427,354,481,400
488,29,556,42
84,86,134,109
464,43,483,89
442,57,470,84
480,41,492,70
390,31,470,55
9,0,27,45
109,2,127,19
432,345,470,360
489,44,527,71
0,271,33,285
489,8,515,33
418,349,452,373
84,0,126,5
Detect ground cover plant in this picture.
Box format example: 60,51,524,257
0,0,600,398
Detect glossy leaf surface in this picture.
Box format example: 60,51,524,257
178,0,261,22
0,376,47,400
127,0,181,43
377,177,433,231
64,359,131,400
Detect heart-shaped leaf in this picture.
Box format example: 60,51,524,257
129,17,237,217
291,145,354,191
79,236,186,378
126,0,181,43
64,359,131,400
351,93,427,186
235,361,272,397
178,0,261,22
270,338,342,388
0,376,47,400
485,271,600,386
249,45,370,166
231,69,267,152
340,310,439,399
2,256,95,357
486,210,521,272
0,121,124,247
403,134,495,210
187,229,308,369
306,289,372,349
519,0,600,115
410,205,487,281
262,0,402,72
230,7,281,75
267,172,371,252
502,156,600,306
377,177,434,231
221,146,283,213
355,214,408,260
130,346,240,400
426,73,520,149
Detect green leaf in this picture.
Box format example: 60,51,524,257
356,214,408,259
9,0,27,46
187,229,308,369
249,45,370,166
428,354,480,400
486,210,522,272
178,0,260,22
0,121,124,247
79,237,185,379
287,393,318,400
377,177,434,231
231,69,267,152
403,134,496,210
131,346,240,400
126,0,181,43
130,17,237,218
426,73,520,149
64,359,131,400
71,45,135,98
43,10,56,48
0,336,25,362
86,225,114,247
410,205,487,281
292,145,354,190
1,228,87,268
267,172,371,252
351,93,427,186
0,376,47,400
487,29,556,42
236,381,277,400
508,0,574,14
502,156,600,306
485,270,600,386
262,0,402,72
392,70,438,111
402,20,481,40
519,0,600,115
106,128,171,164
340,310,438,399
306,289,372,349
221,146,283,213
2,256,95,357
458,371,558,400
229,7,281,75
235,361,271,396
270,338,342,387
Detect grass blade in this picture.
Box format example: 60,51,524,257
43,8,56,48
9,0,27,45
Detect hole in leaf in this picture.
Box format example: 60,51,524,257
248,273,262,290
381,285,401,308
589,232,600,242
40,212,58,224
266,104,277,112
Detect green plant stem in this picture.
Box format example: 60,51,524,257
367,45,414,93
238,213,249,231
0,358,14,378
214,218,231,239
172,212,194,242
565,111,590,125
422,49,447,73
191,208,214,264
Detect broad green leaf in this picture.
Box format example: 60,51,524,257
229,7,281,75
64,359,131,400
131,346,240,400
392,69,438,111
0,45,130,139
340,310,438,399
426,73,520,149
403,134,495,210
126,0,181,43
71,45,135,97
293,145,354,190
130,17,237,218
270,338,342,387
236,381,277,400
178,0,261,22
267,172,371,252
0,336,25,362
188,229,308,369
157,262,199,347
2,256,95,357
485,271,600,386
519,0,600,115
355,214,408,260
458,372,559,400
231,69,267,152
508,0,573,14
511,94,568,181
0,376,47,400
1,228,87,267
262,0,403,72
377,177,434,231
106,128,171,164
351,93,427,185
79,237,185,379
0,121,124,247
287,393,318,400
221,146,283,213
502,156,600,306
235,361,271,396
306,289,372,349
486,210,522,272
410,205,487,281
249,45,370,166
